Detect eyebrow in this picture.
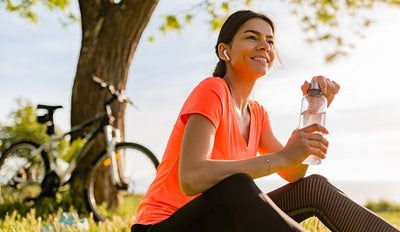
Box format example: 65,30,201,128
243,29,274,39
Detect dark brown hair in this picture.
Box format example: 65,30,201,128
212,10,276,77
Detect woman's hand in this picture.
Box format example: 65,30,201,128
279,124,329,166
301,76,340,107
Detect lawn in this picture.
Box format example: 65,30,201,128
0,200,399,231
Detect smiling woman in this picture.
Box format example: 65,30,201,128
130,10,399,232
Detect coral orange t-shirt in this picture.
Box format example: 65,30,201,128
134,77,271,225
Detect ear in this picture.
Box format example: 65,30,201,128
217,43,230,62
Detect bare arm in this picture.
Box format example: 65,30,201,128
179,114,328,195
258,130,308,183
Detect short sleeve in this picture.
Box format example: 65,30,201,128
261,109,272,133
179,78,227,129
250,100,272,134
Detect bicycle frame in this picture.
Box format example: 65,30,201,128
30,111,124,187
23,76,134,193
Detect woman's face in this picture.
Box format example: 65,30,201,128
228,18,275,78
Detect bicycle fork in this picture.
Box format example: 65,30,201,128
104,125,125,188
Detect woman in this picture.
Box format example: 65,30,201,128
131,10,399,232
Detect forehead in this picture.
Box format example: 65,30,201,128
237,18,274,36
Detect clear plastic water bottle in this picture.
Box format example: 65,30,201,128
299,81,327,165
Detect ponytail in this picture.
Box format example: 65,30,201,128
213,60,226,77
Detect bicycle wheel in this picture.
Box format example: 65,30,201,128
0,141,50,203
85,142,159,221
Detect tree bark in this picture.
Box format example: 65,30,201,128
70,0,158,212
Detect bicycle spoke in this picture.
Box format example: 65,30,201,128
85,142,159,221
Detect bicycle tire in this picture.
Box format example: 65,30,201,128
0,141,50,204
85,142,159,221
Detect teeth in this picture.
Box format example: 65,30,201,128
253,57,268,63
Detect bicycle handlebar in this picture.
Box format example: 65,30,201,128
92,76,135,106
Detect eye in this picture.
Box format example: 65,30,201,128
246,35,257,40
267,40,274,47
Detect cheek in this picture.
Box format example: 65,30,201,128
269,51,276,66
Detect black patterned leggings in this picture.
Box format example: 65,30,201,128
131,173,399,232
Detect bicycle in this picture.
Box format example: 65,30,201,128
0,76,159,221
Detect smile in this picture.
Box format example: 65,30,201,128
251,56,269,65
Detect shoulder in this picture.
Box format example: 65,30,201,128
249,100,270,119
249,100,266,112
179,77,228,127
194,77,228,94
188,77,230,103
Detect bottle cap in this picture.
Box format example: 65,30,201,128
309,81,320,90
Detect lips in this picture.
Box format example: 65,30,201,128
251,56,269,65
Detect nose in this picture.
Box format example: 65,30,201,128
257,40,272,52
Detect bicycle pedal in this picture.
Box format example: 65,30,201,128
40,171,60,197
119,182,128,190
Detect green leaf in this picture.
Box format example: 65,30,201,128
319,33,332,41
185,14,193,23
210,16,225,31
148,35,155,42
221,2,229,12
245,0,253,6
166,15,181,30
325,53,337,63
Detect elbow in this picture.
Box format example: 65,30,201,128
179,170,202,196
278,171,306,183
284,175,303,183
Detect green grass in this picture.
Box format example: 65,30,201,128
0,199,399,231
0,209,133,232
378,212,400,229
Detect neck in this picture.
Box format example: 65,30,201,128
223,74,255,115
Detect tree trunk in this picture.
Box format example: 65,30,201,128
69,0,158,212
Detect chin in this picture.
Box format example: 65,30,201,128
254,69,268,77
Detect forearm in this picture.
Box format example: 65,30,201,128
180,152,292,195
259,151,308,183
259,130,311,183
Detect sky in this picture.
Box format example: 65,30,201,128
1,1,400,203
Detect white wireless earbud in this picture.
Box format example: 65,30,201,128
223,50,230,61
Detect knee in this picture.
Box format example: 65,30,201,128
207,173,265,206
207,173,259,198
301,174,338,193
221,173,254,189
304,174,330,183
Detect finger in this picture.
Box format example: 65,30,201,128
291,128,300,136
332,80,340,94
308,146,327,159
301,81,309,96
306,133,329,147
326,78,335,93
312,76,328,94
307,139,328,154
300,123,329,135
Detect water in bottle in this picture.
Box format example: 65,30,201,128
299,81,327,165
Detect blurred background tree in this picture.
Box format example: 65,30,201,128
0,100,49,153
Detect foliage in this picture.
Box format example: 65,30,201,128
155,0,400,62
0,99,49,153
365,199,400,212
1,0,78,24
284,0,400,62
2,0,400,63
0,100,81,162
0,185,81,220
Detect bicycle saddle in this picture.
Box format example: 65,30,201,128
37,105,63,135
37,104,63,112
